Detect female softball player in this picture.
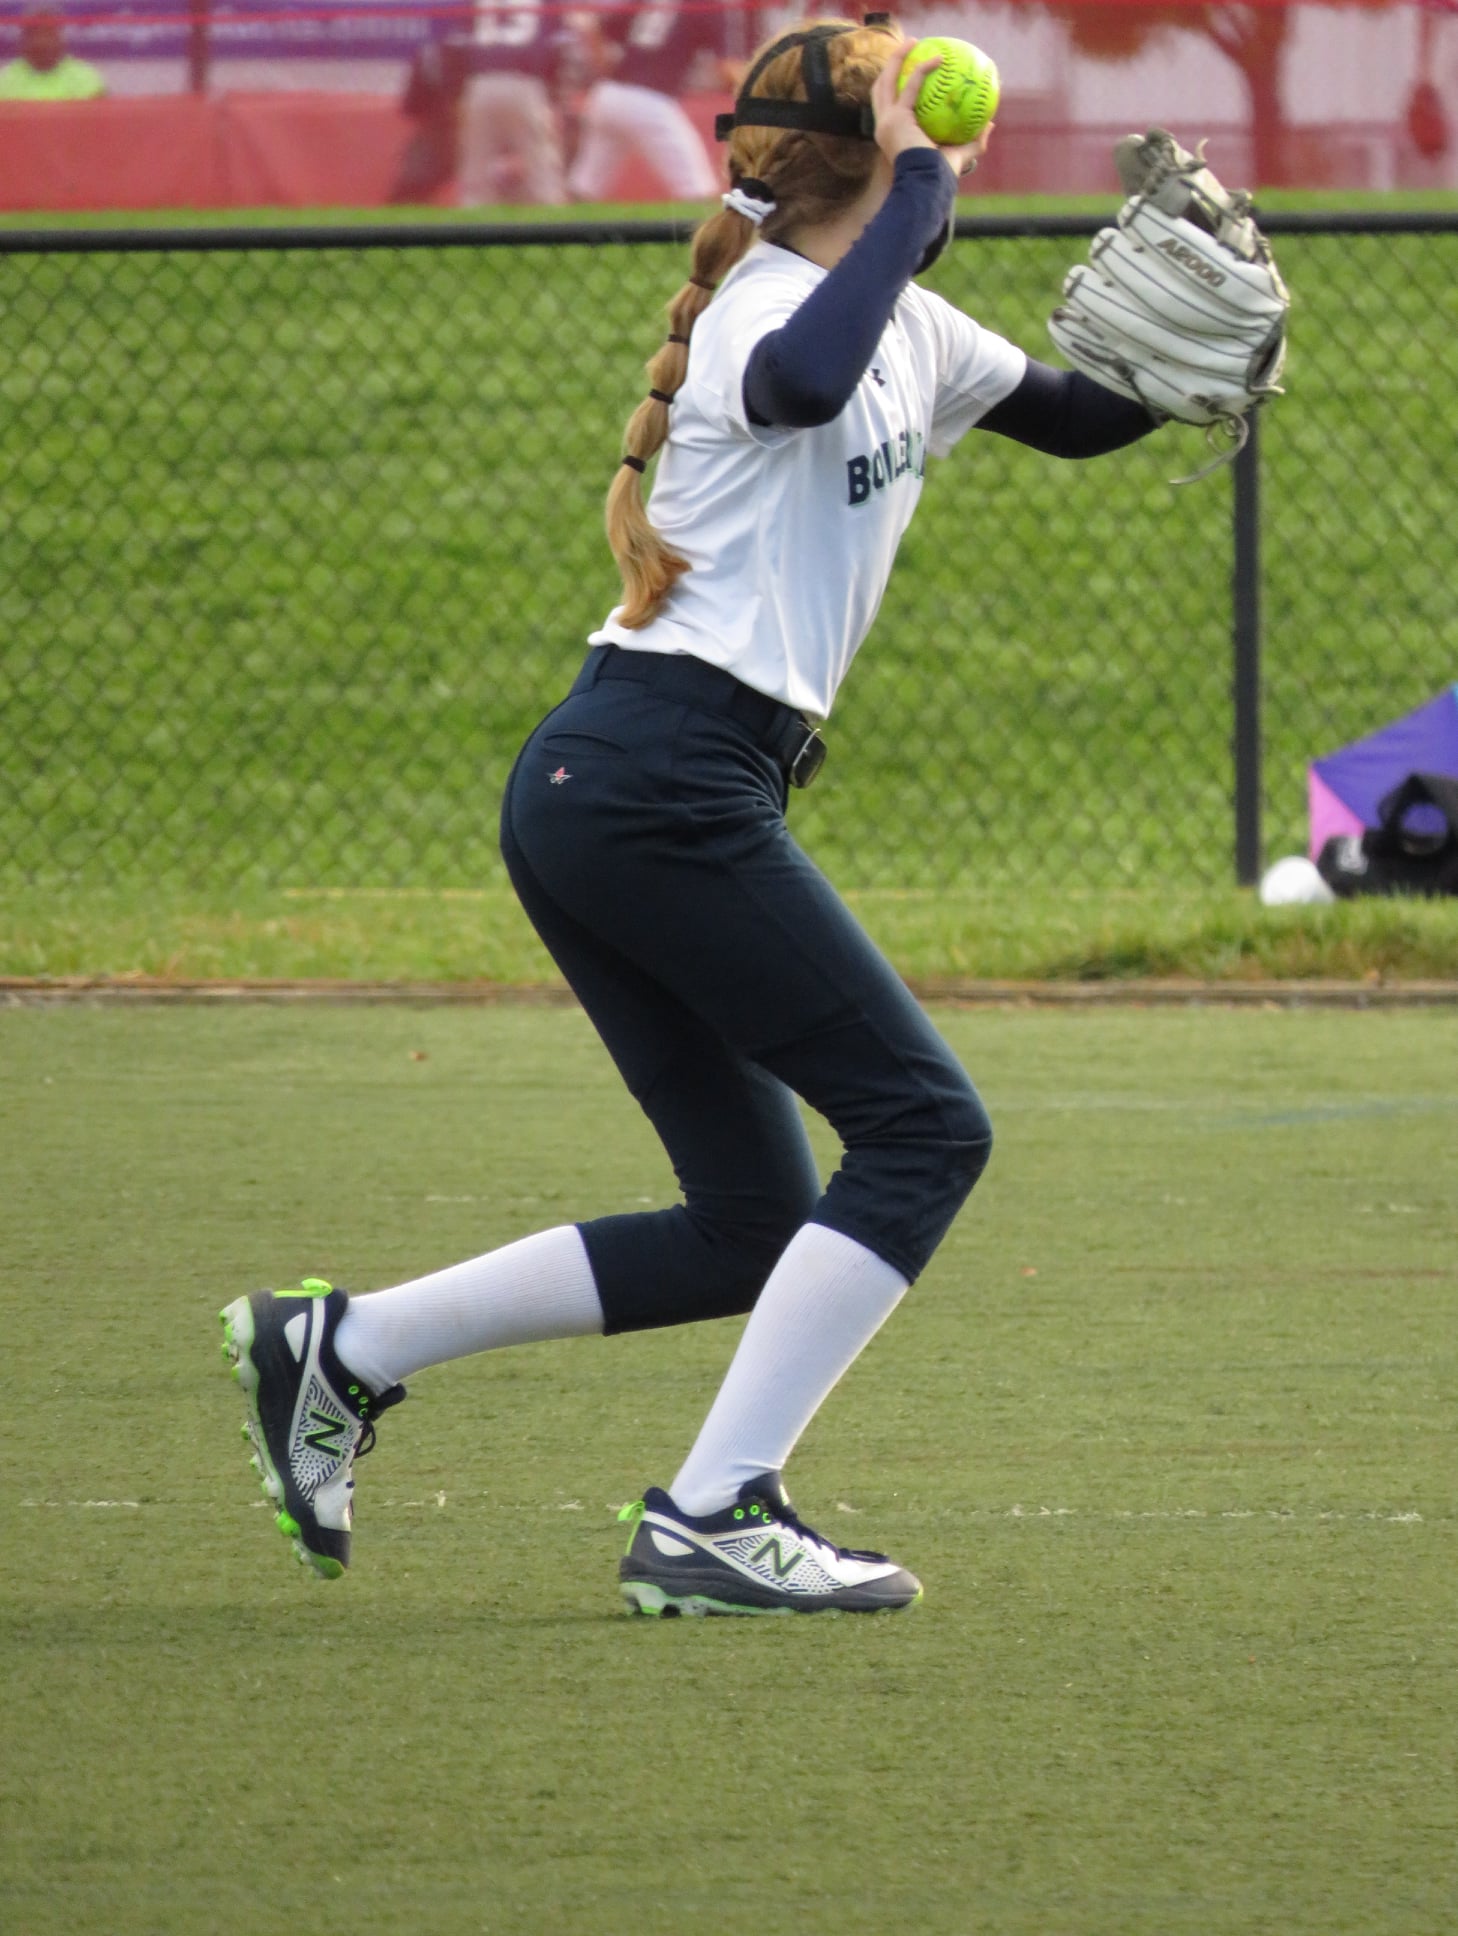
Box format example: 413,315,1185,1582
222,16,1163,1616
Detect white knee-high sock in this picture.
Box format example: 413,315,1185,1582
333,1224,603,1392
669,1222,909,1518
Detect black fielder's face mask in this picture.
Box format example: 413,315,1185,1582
716,18,954,277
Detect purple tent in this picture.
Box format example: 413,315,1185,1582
1308,684,1458,857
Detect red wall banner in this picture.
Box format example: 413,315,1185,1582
0,93,430,209
0,89,738,208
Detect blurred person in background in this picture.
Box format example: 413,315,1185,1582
0,9,106,99
456,0,576,206
387,35,460,200
391,35,466,202
568,0,738,202
1402,3,1452,184
392,1,574,207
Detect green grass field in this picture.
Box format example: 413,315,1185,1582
4,998,1454,1934
4,193,1458,969
5,876,1458,986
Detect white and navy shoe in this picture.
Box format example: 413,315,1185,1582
219,1279,405,1579
618,1474,922,1617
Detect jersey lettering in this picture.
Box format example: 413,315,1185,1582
474,0,542,48
846,427,925,505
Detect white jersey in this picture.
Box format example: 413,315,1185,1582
589,241,1026,719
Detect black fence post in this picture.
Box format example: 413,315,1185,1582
1232,411,1262,886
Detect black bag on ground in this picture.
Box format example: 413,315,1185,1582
1317,771,1458,898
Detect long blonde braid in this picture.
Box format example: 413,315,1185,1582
604,19,897,630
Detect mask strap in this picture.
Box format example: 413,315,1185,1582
715,23,880,143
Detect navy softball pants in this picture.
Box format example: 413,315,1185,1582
498,646,993,1336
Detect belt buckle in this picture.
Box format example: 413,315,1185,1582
788,725,826,789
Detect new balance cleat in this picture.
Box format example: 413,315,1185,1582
219,1279,404,1579
618,1474,922,1617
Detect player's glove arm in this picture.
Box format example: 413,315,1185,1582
743,148,954,430
976,356,1159,459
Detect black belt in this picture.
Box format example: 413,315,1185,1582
587,645,827,788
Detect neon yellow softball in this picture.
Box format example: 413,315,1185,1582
897,37,1000,147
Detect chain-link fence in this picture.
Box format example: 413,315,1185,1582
3,212,1456,894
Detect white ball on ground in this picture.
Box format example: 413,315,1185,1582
1259,855,1337,905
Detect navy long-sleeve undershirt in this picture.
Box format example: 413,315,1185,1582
977,357,1157,459
743,147,954,431
741,147,1158,459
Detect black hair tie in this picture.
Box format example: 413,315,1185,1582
621,455,647,473
667,332,690,345
649,389,674,405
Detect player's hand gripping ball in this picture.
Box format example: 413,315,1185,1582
897,37,999,146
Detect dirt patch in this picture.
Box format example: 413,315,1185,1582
4,975,1457,1008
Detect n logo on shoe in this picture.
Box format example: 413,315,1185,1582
303,1407,348,1458
753,1537,804,1581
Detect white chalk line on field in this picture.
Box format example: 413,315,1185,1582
16,1499,144,1510
13,1498,1433,1524
995,1504,1426,1522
